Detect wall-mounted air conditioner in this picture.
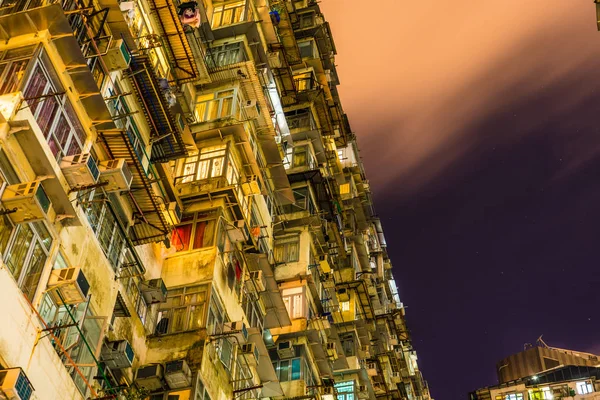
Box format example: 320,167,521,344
104,39,131,71
60,153,100,188
277,340,295,359
0,368,34,400
319,255,331,273
1,180,54,224
101,340,135,370
223,321,248,343
358,386,368,399
227,220,248,243
47,266,90,305
245,270,266,293
164,360,192,390
99,159,133,192
242,100,259,120
391,371,402,383
241,177,260,196
134,364,164,392
140,278,168,304
321,273,335,289
240,343,259,367
389,334,398,346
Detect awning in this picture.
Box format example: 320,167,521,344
148,0,200,83
98,129,171,245
245,253,291,329
127,55,188,162
247,327,285,398
8,115,78,222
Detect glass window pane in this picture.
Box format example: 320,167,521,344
172,224,192,252
21,242,47,300
5,224,34,278
291,358,301,380
280,360,289,381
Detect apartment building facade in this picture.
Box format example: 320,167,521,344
0,0,432,400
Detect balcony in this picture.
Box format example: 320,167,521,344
126,54,189,163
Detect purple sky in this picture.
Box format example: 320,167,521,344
321,1,600,398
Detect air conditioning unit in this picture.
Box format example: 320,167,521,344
139,278,168,304
245,270,266,293
164,201,182,225
389,334,398,346
391,371,402,383
256,296,267,316
101,340,135,370
241,178,261,196
240,343,259,367
134,364,164,392
325,342,338,360
319,386,334,395
277,340,295,358
47,266,90,305
242,100,259,120
227,220,248,243
267,51,283,69
99,159,133,192
104,39,131,71
0,368,33,400
223,321,248,343
60,153,100,188
164,360,192,390
1,181,54,224
319,255,331,273
360,344,370,358
366,362,377,376
293,0,308,10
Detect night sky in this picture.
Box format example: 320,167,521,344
321,1,600,398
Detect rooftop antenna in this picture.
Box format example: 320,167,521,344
537,335,549,348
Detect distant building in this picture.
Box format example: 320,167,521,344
0,0,432,400
470,365,600,400
471,339,600,400
497,343,599,383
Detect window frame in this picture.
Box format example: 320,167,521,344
281,286,306,320
157,284,210,335
274,235,300,263
211,1,251,28
170,211,218,252
194,88,242,123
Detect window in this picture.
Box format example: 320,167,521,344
528,388,553,400
0,45,37,95
242,296,264,332
272,358,302,382
284,144,316,170
285,108,315,131
171,211,217,252
294,71,315,92
497,394,523,400
207,42,247,68
298,12,315,29
282,286,306,319
577,381,594,395
178,145,228,183
212,1,251,28
340,301,350,312
280,186,316,215
195,377,212,400
274,236,300,263
2,221,53,301
336,381,355,400
298,40,316,59
83,193,127,270
157,285,209,334
195,89,241,123
23,51,87,160
340,335,355,357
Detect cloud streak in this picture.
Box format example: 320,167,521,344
321,0,600,192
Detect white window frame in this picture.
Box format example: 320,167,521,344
282,286,306,320
195,88,242,123
577,381,594,395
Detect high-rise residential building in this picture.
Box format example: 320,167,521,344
0,1,432,400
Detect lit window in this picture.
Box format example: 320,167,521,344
206,42,247,68
211,1,250,28
501,394,523,400
178,144,230,183
339,183,350,195
294,71,314,91
577,381,594,395
195,89,240,123
282,286,306,319
156,284,210,334
340,301,350,312
272,358,303,382
335,381,355,400
171,212,217,252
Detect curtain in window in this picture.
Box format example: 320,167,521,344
37,96,58,136
172,224,193,251
23,65,48,114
